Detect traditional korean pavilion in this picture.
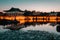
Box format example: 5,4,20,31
4,7,24,16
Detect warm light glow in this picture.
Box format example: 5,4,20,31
0,16,60,24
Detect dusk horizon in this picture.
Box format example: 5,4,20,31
0,0,60,40
0,0,60,12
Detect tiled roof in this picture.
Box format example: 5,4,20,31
4,7,23,12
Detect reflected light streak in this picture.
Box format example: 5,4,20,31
0,16,60,24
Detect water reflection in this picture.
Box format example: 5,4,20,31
0,23,60,35
22,23,60,35
0,16,60,35
0,16,60,24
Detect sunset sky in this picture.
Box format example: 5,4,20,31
0,0,60,12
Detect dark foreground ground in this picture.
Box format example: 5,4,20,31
0,30,60,40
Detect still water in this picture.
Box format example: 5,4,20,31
0,24,60,40
0,23,60,35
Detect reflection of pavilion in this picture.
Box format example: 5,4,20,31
4,7,24,16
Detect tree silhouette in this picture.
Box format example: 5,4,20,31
23,10,32,16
